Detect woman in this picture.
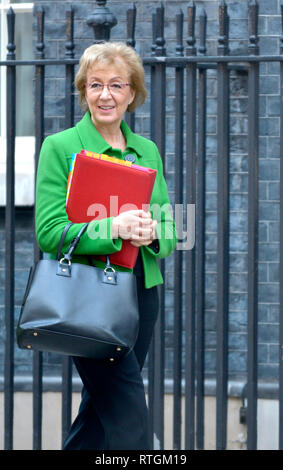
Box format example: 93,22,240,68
35,42,177,450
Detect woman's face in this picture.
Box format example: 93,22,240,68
85,59,135,130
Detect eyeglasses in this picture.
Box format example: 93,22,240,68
85,82,131,95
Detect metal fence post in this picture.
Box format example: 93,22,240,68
196,7,207,451
5,6,16,450
125,3,137,132
216,0,230,450
247,0,259,451
173,9,184,451
62,6,75,448
280,0,283,451
185,0,197,450
33,5,45,450
150,3,166,450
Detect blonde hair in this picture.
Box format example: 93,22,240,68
75,42,147,112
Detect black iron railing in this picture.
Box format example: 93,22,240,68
2,0,283,450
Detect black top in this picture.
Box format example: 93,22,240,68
133,251,143,277
133,240,159,278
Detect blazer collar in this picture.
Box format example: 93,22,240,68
76,111,142,158
120,120,143,158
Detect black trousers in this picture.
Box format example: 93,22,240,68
63,275,159,450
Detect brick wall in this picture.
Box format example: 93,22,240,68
2,0,281,392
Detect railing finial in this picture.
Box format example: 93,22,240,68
186,1,196,56
151,11,157,56
126,3,137,48
176,9,184,57
248,0,259,55
7,7,16,60
199,7,207,55
155,2,166,56
281,1,283,54
218,0,229,56
86,0,117,42
35,6,45,59
65,6,75,58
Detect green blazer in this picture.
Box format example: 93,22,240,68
35,112,177,289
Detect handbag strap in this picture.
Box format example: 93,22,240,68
56,222,73,260
58,222,111,267
63,222,89,262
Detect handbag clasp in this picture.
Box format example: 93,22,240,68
103,266,117,285
57,257,72,277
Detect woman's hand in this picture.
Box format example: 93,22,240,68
130,218,158,247
112,210,157,247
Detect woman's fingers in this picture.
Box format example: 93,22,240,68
122,209,151,219
130,239,154,247
112,210,157,241
130,220,158,245
130,227,153,240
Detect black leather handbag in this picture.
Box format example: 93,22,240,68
17,222,139,362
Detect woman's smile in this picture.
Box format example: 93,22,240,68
98,105,115,112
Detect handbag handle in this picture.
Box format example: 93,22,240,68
62,223,89,262
57,222,88,261
56,222,73,260
58,222,112,270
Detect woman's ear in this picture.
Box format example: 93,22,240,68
129,88,136,105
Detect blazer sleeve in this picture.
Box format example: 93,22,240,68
144,143,177,260
35,135,122,256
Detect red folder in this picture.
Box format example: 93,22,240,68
66,151,157,268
